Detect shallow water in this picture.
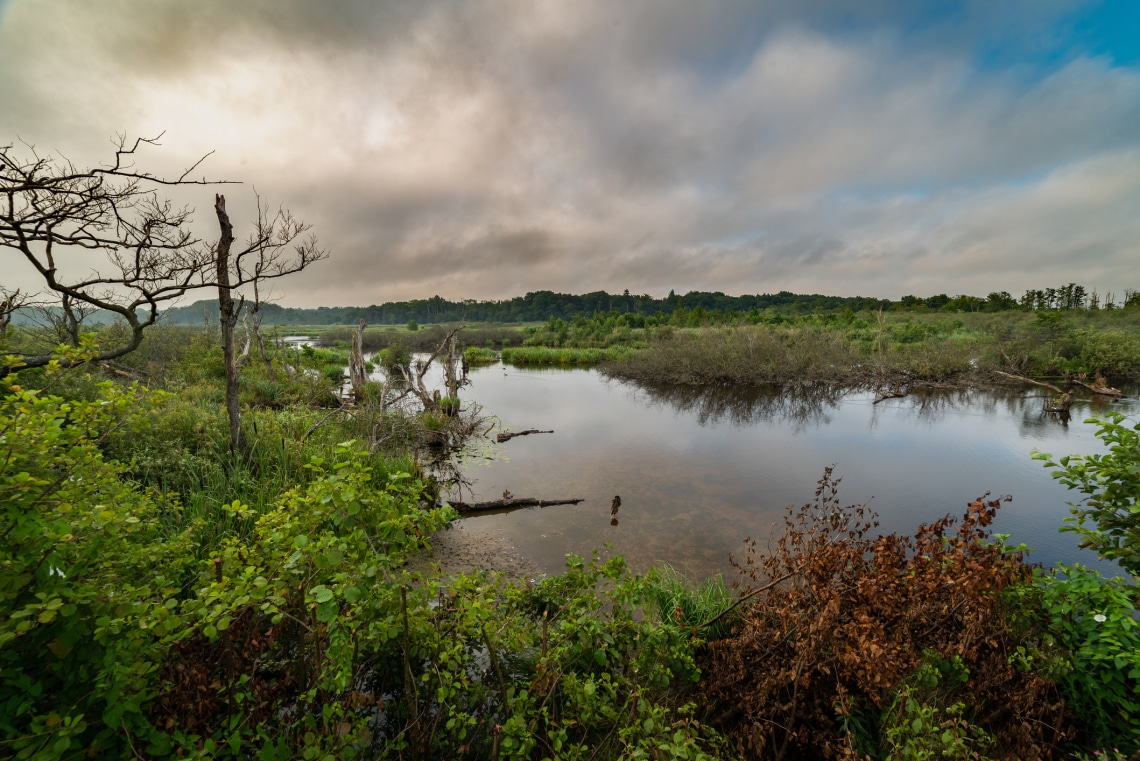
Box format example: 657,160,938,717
444,362,1137,581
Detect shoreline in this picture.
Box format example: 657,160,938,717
408,517,544,582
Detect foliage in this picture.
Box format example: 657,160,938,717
379,340,411,371
880,657,995,760
698,471,1071,760
1008,564,1140,753
502,345,634,366
1033,413,1140,576
153,447,455,757
463,346,499,364
0,375,194,759
643,565,739,641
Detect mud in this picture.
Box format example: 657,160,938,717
408,517,543,583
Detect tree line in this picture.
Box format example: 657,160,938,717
151,283,1140,327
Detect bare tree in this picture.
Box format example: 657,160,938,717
0,286,33,337
0,133,227,376
213,194,326,453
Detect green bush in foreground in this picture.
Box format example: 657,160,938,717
0,378,194,759
1034,413,1140,576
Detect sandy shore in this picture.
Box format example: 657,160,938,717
407,518,544,582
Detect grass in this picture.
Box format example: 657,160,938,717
644,563,739,641
464,346,499,364
601,310,1140,387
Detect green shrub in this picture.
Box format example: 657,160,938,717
0,380,195,759
1034,413,1140,575
1010,565,1140,752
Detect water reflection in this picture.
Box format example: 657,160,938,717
454,364,1138,580
628,381,844,429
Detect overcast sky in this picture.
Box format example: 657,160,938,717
2,0,1138,307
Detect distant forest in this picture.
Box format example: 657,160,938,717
12,284,1136,329
155,283,1138,326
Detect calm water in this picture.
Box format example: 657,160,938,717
440,362,1137,581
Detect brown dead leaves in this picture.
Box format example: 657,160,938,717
699,469,1073,760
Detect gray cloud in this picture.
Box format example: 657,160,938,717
1,0,1137,306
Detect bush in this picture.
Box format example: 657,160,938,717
698,471,1072,759
0,380,194,759
1034,413,1140,576
1010,564,1140,753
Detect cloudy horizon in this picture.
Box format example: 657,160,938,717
2,0,1138,308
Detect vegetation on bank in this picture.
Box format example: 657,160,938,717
601,308,1140,387
1,319,1138,759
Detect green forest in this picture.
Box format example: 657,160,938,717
148,283,1140,327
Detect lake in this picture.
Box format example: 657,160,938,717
428,360,1137,581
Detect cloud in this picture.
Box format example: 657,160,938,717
1,0,1137,306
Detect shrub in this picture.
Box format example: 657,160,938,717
698,471,1071,759
1034,413,1140,576
0,380,194,759
1010,564,1140,753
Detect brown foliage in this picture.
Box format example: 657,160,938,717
150,607,301,736
698,469,1073,760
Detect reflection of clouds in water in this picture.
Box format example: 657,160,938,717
621,381,843,430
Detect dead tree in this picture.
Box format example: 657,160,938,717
0,133,228,377
0,286,33,337
213,194,325,454
398,324,465,411
348,318,368,400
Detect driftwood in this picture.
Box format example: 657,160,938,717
450,497,584,514
993,371,1065,394
496,429,554,443
995,370,1123,399
1075,372,1123,398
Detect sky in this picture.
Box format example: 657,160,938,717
1,0,1138,308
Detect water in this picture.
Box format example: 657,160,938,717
443,362,1137,581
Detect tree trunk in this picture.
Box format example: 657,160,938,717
252,296,276,380
215,194,246,455
349,318,367,400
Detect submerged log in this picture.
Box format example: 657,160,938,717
450,497,584,514
873,388,907,404
496,429,554,443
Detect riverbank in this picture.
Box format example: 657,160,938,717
407,516,544,581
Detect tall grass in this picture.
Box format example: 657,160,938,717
101,382,420,557
644,564,739,641
603,311,1140,387
463,346,499,364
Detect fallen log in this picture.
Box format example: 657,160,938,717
496,429,554,443
993,371,1064,394
1075,372,1123,398
449,497,584,514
